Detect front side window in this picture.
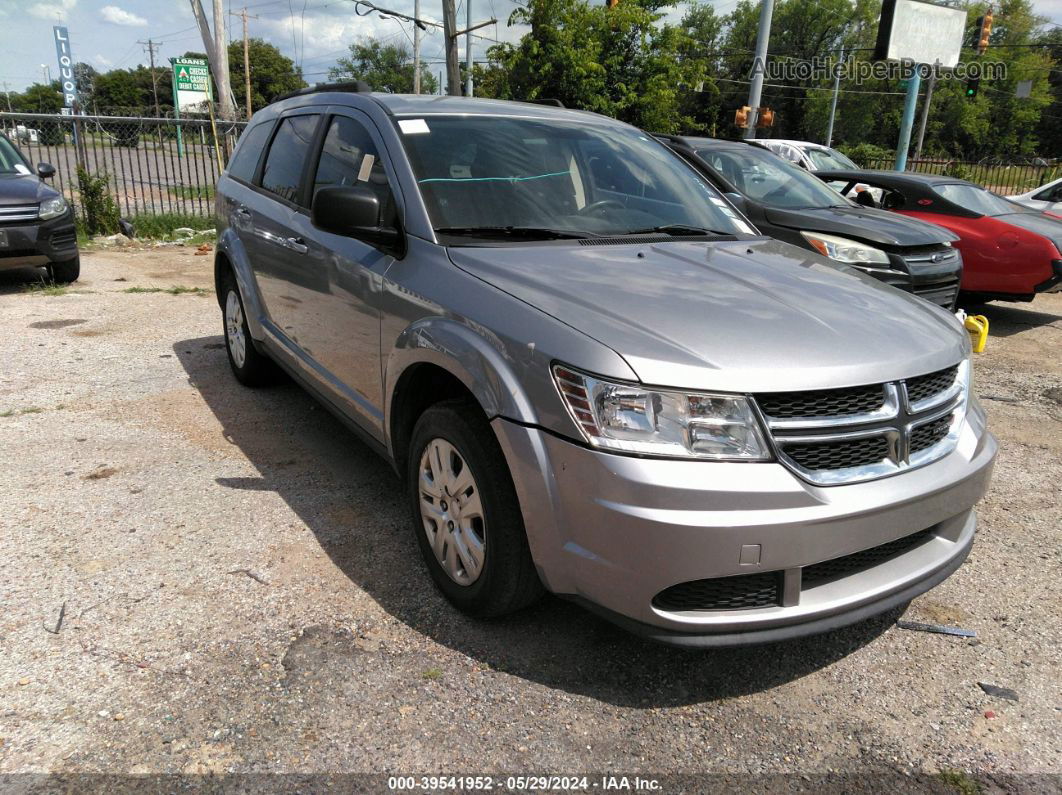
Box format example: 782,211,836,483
693,145,849,210
260,114,320,204
1032,182,1062,203
226,121,273,183
313,115,396,225
395,115,748,239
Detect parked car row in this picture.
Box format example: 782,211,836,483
212,89,998,647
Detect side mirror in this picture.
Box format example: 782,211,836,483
724,192,748,214
37,162,56,179
311,185,402,253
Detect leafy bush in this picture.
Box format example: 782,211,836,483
76,167,121,235
837,142,892,167
126,212,215,239
943,161,972,181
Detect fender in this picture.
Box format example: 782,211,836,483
384,316,541,457
215,226,268,342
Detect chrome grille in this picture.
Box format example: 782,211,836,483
754,362,967,485
0,204,39,223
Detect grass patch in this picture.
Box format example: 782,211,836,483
23,281,69,296
422,668,443,681
126,212,215,241
170,184,216,200
937,769,981,795
1,407,45,417
123,285,212,296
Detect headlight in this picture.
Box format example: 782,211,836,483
38,197,68,220
800,231,890,266
553,365,772,460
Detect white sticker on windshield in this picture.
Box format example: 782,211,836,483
399,118,430,134
14,164,31,175
357,153,375,182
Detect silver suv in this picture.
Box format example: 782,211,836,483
214,89,996,647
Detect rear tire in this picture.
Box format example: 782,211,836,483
407,399,543,618
220,268,277,387
48,256,80,284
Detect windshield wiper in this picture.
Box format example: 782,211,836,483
435,226,597,240
620,224,738,238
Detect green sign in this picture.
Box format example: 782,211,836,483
172,57,211,97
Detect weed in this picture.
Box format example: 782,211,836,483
937,769,981,795
170,185,216,200
1,407,45,417
23,281,69,296
126,213,215,240
122,285,211,296
76,167,121,236
422,668,443,681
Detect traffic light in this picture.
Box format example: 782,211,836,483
756,108,775,128
965,77,980,98
975,10,993,54
734,105,751,127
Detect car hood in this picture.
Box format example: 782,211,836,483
447,238,967,393
764,205,957,246
993,212,1062,254
0,173,56,205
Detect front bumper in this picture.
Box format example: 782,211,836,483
493,401,996,646
0,211,78,270
1034,259,1062,294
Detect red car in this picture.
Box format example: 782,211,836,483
818,170,1062,303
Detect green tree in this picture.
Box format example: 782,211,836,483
228,38,306,115
330,41,437,94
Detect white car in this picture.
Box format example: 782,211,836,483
1007,177,1062,215
749,138,860,172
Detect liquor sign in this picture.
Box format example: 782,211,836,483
53,26,77,107
171,57,212,112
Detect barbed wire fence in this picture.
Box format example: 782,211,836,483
1,109,246,229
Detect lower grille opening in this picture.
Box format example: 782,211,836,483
802,527,936,588
783,435,889,471
653,571,782,612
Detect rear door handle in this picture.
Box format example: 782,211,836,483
286,237,308,254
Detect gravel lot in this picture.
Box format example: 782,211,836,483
1,247,1059,789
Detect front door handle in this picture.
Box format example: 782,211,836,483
286,237,308,254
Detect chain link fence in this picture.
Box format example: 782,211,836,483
865,157,1059,196
1,111,246,225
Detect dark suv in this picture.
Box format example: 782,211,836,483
0,133,78,283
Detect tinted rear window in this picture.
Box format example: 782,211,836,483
260,114,320,204
226,121,273,183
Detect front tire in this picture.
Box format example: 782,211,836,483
49,256,80,284
220,269,276,386
407,399,543,617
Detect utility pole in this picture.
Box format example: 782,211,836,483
2,81,12,111
413,0,421,93
139,38,162,117
913,62,937,162
465,0,473,97
232,7,259,119
41,64,52,85
894,64,922,171
744,0,774,139
441,0,494,96
186,0,238,120
825,45,843,147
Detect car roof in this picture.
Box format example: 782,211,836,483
751,138,832,151
815,169,979,188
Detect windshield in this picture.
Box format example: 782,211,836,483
0,135,30,174
806,147,858,171
395,116,749,239
693,144,850,210
936,183,1020,216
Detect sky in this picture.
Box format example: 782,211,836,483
1,0,1061,94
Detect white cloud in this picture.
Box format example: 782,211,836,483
94,53,113,68
100,4,147,27
27,0,76,21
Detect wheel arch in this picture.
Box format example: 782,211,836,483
215,228,266,341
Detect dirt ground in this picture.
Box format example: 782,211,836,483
0,247,1059,790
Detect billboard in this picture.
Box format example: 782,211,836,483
874,0,967,68
53,26,77,108
171,57,212,112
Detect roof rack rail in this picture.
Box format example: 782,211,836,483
526,98,564,108
271,80,372,105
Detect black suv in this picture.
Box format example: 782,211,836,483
658,135,963,308
0,133,79,283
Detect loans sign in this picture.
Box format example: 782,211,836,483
171,57,212,112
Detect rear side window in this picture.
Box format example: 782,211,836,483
260,114,320,204
226,122,272,183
